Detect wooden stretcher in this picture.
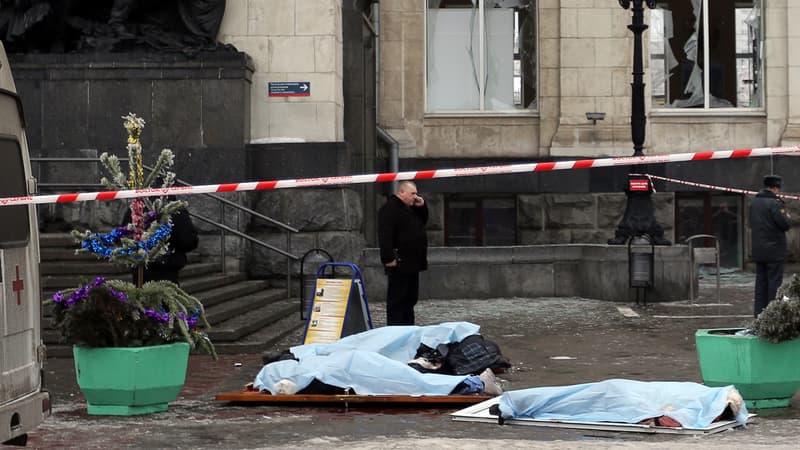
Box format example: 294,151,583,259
215,389,492,406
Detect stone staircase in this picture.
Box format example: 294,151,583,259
39,233,306,357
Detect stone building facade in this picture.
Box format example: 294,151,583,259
213,0,800,273
13,1,800,279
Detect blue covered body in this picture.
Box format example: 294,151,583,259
253,322,480,395
498,379,748,428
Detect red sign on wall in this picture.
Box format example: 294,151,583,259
629,179,650,192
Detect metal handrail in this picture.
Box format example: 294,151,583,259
31,157,300,232
31,156,300,299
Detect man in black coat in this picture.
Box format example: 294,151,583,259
749,175,791,317
378,181,428,325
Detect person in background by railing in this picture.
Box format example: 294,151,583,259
749,175,791,317
122,200,199,285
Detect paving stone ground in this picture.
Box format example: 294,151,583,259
26,271,800,449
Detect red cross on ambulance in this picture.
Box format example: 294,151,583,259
12,264,25,305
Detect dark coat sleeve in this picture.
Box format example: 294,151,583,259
771,199,791,232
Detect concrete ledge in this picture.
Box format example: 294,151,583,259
359,244,690,303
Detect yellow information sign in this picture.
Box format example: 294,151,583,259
303,278,353,344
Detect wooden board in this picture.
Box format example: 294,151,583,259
215,390,492,405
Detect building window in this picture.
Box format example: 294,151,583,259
649,0,762,109
445,196,516,246
675,193,742,268
426,0,537,112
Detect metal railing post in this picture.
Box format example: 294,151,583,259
220,229,227,275
286,231,292,300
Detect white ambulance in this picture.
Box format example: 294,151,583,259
0,42,50,446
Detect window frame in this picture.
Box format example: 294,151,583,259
444,194,517,247
0,136,31,249
423,0,540,116
648,0,765,114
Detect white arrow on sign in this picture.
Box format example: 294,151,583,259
300,83,309,91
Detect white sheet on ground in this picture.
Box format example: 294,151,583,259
253,322,481,395
498,379,748,428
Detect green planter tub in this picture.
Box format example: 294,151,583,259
73,342,190,415
695,328,800,408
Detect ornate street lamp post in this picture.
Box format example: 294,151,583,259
609,0,670,246
620,0,656,157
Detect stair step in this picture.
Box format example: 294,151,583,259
41,296,295,348
204,289,285,325
212,313,306,355
40,262,223,295
38,230,296,353
41,274,129,290
42,300,304,357
181,262,221,278
41,276,271,317
39,233,77,248
194,280,271,309
207,298,297,343
40,261,129,275
181,273,247,294
41,286,279,327
40,248,98,261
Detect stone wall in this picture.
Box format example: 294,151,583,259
517,192,675,245
10,52,255,268
403,191,675,247
359,244,691,303
246,188,366,281
219,0,344,142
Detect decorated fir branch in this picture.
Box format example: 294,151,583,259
48,113,216,357
74,113,186,286
751,274,800,343
52,277,214,355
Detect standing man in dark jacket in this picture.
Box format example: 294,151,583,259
378,181,428,325
750,175,791,317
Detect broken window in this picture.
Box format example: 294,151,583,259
649,0,762,109
426,0,537,112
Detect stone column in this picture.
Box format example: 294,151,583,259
537,0,560,155
777,1,798,144
549,1,634,157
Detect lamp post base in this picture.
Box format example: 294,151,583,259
608,175,671,246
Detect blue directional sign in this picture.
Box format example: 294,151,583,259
268,82,311,97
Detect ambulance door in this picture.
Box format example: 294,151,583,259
0,103,41,409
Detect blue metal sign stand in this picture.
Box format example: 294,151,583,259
301,262,373,344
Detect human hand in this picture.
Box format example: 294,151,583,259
413,195,424,207
385,260,398,267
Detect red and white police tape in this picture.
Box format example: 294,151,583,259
2,145,800,207
633,173,800,201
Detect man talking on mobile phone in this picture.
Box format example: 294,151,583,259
377,181,429,325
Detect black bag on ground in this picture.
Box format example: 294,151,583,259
444,334,511,375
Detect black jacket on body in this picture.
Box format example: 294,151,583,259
378,195,429,274
749,189,791,262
